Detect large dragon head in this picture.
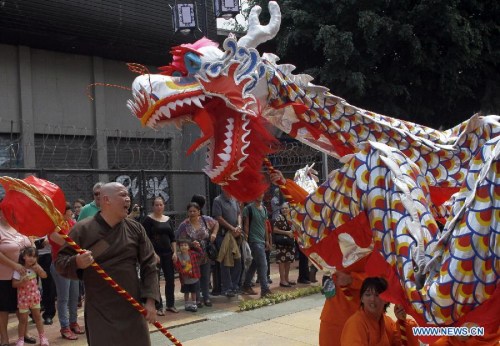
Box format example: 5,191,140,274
127,2,282,201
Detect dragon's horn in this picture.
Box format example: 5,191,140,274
238,1,281,49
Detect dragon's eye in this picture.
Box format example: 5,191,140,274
184,52,202,74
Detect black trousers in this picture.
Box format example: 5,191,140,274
297,246,310,281
156,253,176,309
211,233,224,294
38,253,56,319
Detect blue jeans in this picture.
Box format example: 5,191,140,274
221,257,242,294
243,242,269,291
50,263,78,328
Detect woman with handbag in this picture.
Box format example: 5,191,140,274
176,202,218,307
272,203,296,287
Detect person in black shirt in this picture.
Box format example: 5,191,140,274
142,196,178,314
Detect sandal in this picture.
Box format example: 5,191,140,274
166,306,179,313
60,327,78,340
39,333,49,346
70,322,85,335
23,336,36,344
156,309,165,316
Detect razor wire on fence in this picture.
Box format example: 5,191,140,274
268,138,342,183
1,117,343,223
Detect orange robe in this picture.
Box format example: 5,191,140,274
341,309,419,346
279,178,368,346
319,271,366,346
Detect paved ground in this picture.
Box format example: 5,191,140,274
5,263,324,346
152,294,324,346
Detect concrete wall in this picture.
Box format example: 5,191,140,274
0,43,208,211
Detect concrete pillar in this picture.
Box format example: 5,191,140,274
18,46,36,169
91,56,109,182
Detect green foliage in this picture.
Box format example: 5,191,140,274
252,0,500,128
238,286,322,311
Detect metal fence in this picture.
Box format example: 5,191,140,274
0,139,343,227
0,168,211,230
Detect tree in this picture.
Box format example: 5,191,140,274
252,0,500,128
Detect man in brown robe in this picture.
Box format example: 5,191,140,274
55,182,159,346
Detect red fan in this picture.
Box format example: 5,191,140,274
0,176,66,237
0,175,183,345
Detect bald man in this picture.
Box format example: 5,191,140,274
56,182,159,346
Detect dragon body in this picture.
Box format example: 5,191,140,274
128,1,499,334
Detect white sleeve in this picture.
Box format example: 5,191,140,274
12,270,21,280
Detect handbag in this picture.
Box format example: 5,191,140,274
205,241,218,261
274,233,295,247
201,215,218,261
241,239,253,270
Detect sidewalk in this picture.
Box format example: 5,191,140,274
5,263,322,345
152,294,324,345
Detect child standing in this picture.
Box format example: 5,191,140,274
12,246,49,346
174,239,202,312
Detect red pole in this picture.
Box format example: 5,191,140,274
263,158,296,206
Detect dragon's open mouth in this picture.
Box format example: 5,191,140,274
128,74,239,183
127,74,212,129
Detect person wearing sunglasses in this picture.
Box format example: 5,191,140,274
77,182,104,221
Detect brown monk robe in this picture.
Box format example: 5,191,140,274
56,183,159,346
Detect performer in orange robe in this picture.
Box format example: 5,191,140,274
269,174,371,346
340,277,420,346
319,264,367,346
341,308,419,345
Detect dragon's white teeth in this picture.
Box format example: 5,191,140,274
175,99,184,107
191,97,203,108
168,102,177,111
126,101,136,115
199,95,206,101
127,100,134,108
184,97,192,106
217,153,230,162
202,167,213,179
153,110,162,121
159,106,171,118
213,161,228,175
223,146,232,154
224,138,232,146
